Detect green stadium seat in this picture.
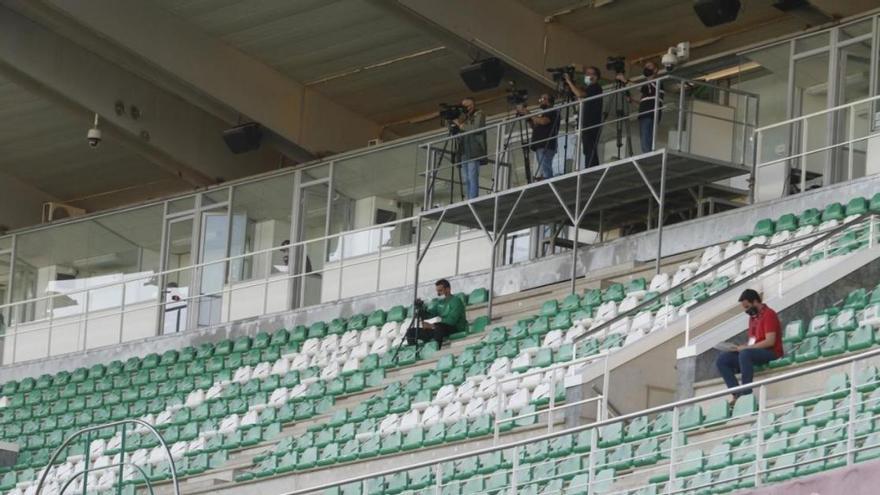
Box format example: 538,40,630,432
677,449,704,477
847,196,868,216
775,213,798,232
820,332,847,357
822,203,845,222
561,293,581,312
794,337,820,363
753,219,775,237
467,288,489,305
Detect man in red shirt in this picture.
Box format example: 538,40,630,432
716,289,783,400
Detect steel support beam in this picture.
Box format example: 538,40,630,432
12,0,382,159
370,0,612,86
0,4,280,186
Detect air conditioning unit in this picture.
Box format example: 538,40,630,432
42,202,86,223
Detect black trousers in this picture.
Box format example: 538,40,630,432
581,127,602,169
406,322,454,346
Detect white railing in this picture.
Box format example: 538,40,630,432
753,93,880,196
492,351,611,442
421,75,759,209
0,216,485,365
280,345,880,495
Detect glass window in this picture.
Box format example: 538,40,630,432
840,19,873,42
229,175,295,282
11,205,163,322
167,196,195,214
795,32,829,54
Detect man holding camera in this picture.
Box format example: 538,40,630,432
517,93,559,180
453,97,487,200
617,61,664,153
406,279,468,347
564,67,604,169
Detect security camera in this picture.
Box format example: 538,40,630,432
662,42,691,72
662,48,678,72
87,127,102,148
87,113,101,148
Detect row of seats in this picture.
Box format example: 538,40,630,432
0,294,487,495
310,359,880,495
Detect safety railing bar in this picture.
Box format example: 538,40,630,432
57,462,156,495
494,396,603,425
575,212,874,345
35,419,179,495
0,215,424,312
496,351,609,383
754,93,880,133
423,149,667,213
757,131,880,169
419,77,687,149
279,344,880,495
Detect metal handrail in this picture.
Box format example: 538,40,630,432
754,93,880,133
280,345,880,495
58,462,155,495
35,419,179,495
570,212,873,344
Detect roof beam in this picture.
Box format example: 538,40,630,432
0,4,283,187
369,0,614,86
19,0,382,158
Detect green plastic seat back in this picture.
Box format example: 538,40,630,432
822,202,845,222
847,196,868,216
753,218,775,237
467,288,489,305
799,208,821,227
775,213,798,232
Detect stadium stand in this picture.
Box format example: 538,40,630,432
2,193,879,494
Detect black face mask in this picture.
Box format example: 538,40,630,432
643,68,654,77
745,306,759,316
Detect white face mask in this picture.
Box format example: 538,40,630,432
584,75,594,85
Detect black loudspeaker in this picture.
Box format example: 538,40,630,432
459,58,505,92
222,123,263,154
693,0,741,27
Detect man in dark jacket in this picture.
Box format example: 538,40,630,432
565,66,604,168
454,97,487,199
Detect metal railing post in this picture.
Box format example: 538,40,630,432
848,106,856,181
677,82,685,151
755,385,766,487
82,290,91,352
119,281,127,345
800,119,808,193
870,214,875,249
548,373,557,433
81,430,91,495
601,353,610,421
651,79,660,152
587,427,597,495
684,312,691,347
668,405,680,488
847,360,858,466
117,423,127,495
434,463,442,495
510,445,520,495
494,378,503,443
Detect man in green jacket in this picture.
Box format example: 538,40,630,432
406,279,468,347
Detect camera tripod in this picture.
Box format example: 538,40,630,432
610,76,634,160
425,124,466,206
389,302,426,365
551,78,576,174
498,103,533,186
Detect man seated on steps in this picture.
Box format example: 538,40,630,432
715,289,784,402
406,279,468,348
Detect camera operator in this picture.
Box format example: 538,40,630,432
517,93,559,180
564,66,603,168
616,61,664,153
406,279,468,347
452,97,487,199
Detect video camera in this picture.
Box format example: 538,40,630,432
506,88,528,106
547,65,576,82
606,56,626,75
438,103,466,122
